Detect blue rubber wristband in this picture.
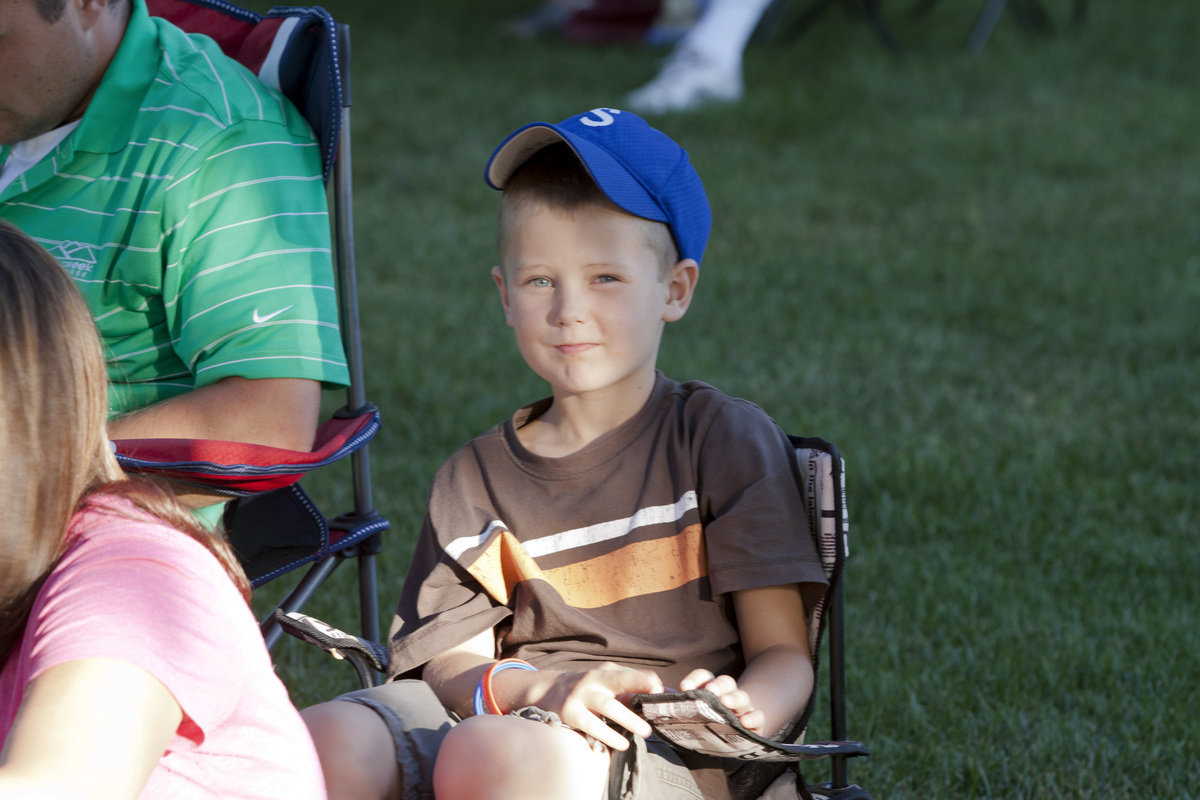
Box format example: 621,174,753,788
472,659,538,715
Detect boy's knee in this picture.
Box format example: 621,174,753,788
434,716,609,800
301,700,399,800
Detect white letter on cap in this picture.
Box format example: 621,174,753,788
580,108,622,127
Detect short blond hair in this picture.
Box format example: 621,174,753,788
496,143,678,280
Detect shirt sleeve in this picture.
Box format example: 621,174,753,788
160,114,349,389
386,450,512,680
695,396,829,612
26,513,257,745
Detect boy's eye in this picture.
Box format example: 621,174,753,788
594,274,619,284
529,277,552,288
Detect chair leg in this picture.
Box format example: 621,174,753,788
853,0,901,53
906,0,940,18
1009,0,1052,32
260,556,343,649
781,0,842,40
828,579,850,789
967,0,1010,50
968,0,1062,51
773,0,900,53
358,548,380,644
1071,0,1087,25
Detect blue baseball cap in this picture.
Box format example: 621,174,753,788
485,108,712,265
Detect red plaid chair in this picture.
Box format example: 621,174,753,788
115,0,387,658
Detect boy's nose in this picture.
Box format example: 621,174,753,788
552,287,587,326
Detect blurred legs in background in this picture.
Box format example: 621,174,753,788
627,0,773,112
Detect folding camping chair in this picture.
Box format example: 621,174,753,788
114,0,388,651
909,0,1089,51
278,437,872,797
756,0,902,53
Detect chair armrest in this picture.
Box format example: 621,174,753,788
630,689,869,762
274,610,387,688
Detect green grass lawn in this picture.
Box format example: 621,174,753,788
249,1,1199,795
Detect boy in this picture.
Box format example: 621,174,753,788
302,108,828,800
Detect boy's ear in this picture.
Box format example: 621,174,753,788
662,259,699,323
491,265,513,325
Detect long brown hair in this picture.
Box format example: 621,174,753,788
0,219,250,661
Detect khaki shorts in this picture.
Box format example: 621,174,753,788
336,680,737,800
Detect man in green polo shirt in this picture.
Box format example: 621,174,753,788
0,0,349,513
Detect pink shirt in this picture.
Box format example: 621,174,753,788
0,496,326,799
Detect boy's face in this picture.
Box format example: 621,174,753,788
494,201,696,402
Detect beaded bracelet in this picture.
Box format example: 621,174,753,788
472,658,537,716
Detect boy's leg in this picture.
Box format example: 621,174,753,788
615,735,716,800
303,701,401,800
434,713,610,800
434,711,708,800
301,680,455,800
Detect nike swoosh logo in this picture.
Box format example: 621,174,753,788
252,305,294,324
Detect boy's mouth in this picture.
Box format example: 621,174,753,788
555,343,597,355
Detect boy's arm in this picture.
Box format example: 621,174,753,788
736,583,814,736
423,629,662,750
682,584,813,738
421,628,496,719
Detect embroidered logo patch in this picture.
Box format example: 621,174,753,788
48,240,100,279
253,305,294,324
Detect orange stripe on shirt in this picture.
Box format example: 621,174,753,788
466,524,706,609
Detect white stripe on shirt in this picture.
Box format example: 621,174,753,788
444,492,699,563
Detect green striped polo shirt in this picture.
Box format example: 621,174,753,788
0,0,349,414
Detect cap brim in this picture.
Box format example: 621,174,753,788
485,124,569,190
484,122,669,227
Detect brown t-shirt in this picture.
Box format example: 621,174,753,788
388,373,827,689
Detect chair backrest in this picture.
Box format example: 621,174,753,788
793,436,849,647
641,435,865,797
789,436,858,790
136,0,386,651
146,0,343,180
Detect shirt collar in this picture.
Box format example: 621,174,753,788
73,0,160,155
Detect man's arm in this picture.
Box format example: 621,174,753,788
108,377,323,508
107,376,322,451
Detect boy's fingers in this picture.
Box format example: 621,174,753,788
597,696,653,742
575,709,630,751
616,668,663,694
736,708,765,733
569,699,645,750
704,674,738,697
718,688,752,712
678,669,714,690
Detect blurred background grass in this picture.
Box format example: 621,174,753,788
245,1,1198,795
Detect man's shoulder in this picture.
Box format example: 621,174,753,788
143,17,314,140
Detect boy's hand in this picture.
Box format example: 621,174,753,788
679,669,765,734
526,665,664,751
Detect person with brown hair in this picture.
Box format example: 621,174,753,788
0,218,326,798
